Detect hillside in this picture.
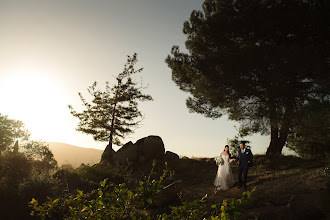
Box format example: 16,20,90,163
165,155,329,219
47,142,103,167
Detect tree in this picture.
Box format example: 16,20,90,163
287,101,330,159
0,113,30,154
166,0,330,155
22,140,58,170
226,135,251,157
68,53,153,159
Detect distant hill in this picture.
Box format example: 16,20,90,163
47,142,103,168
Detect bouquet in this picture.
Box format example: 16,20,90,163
215,156,224,165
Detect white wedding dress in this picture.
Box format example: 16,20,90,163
214,154,234,190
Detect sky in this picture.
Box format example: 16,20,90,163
0,0,294,157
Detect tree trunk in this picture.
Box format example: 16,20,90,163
101,102,117,163
108,102,117,149
266,121,281,155
266,104,291,155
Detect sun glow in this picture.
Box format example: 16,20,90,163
0,68,71,142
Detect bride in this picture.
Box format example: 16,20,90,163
214,145,235,190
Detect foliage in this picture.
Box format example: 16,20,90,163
324,164,330,189
30,180,150,220
21,140,58,171
18,171,61,204
287,101,330,159
166,0,330,155
226,134,251,157
53,162,136,193
30,161,173,220
0,113,30,153
161,195,209,219
252,154,305,171
30,159,254,220
0,151,59,219
160,188,255,219
320,162,330,214
68,53,153,150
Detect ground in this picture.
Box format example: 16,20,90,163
162,155,329,219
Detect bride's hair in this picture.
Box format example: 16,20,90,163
223,145,231,158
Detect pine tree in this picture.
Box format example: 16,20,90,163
68,53,153,161
166,0,330,155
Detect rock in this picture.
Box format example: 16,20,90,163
142,136,165,161
163,151,180,161
100,144,115,163
113,141,139,164
287,193,326,219
152,180,182,207
102,135,165,165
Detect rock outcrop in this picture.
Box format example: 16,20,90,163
163,151,180,161
101,135,165,165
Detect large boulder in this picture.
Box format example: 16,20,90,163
142,136,165,162
102,135,165,165
100,144,115,164
113,141,139,164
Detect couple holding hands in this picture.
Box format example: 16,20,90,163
214,142,253,190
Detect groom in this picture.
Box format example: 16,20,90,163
235,142,253,189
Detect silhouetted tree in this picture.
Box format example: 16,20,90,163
68,53,153,160
22,140,57,171
166,0,330,155
0,113,30,154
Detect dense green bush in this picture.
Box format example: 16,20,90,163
0,151,60,219
160,189,255,220
30,161,173,219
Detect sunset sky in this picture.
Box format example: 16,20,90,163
0,0,293,157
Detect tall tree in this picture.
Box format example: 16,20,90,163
68,53,153,158
0,113,30,154
166,0,330,155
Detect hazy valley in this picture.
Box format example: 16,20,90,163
47,142,103,167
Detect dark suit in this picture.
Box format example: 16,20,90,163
237,148,253,187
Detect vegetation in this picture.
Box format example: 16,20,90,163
68,53,153,159
0,133,327,219
0,113,30,154
166,0,330,155
30,160,255,220
0,150,59,219
287,101,330,159
160,189,255,220
226,134,251,157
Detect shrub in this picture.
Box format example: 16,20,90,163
30,161,172,219
160,188,255,220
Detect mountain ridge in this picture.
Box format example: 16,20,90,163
47,142,103,167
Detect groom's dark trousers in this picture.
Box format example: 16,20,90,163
237,148,253,187
238,163,249,187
